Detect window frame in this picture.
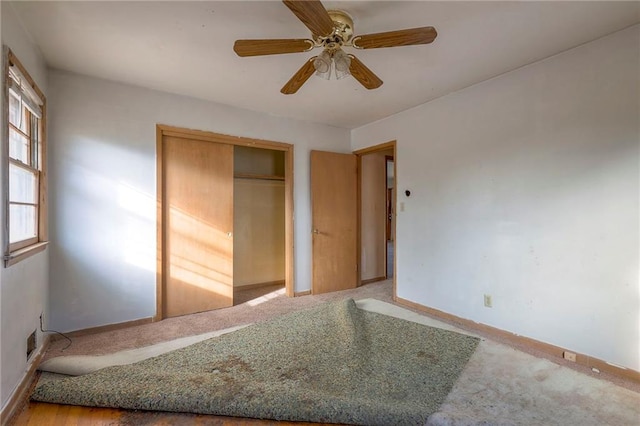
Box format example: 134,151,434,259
3,47,48,266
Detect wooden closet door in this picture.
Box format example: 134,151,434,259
163,136,234,317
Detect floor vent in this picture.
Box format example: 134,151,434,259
27,330,36,360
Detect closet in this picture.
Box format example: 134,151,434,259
157,125,292,319
233,146,286,304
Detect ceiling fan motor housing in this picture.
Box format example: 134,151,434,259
314,10,354,49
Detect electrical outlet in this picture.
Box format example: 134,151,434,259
563,351,577,362
483,294,492,308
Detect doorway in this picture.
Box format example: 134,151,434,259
156,125,294,320
309,143,396,294
385,156,395,278
354,141,396,289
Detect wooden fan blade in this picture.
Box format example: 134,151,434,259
349,55,383,90
234,39,313,57
282,0,334,38
281,57,317,94
352,26,437,49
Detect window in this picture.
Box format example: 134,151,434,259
4,48,47,265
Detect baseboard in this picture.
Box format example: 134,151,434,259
53,317,154,340
361,276,386,285
1,334,50,425
395,296,640,384
234,280,285,291
294,290,311,297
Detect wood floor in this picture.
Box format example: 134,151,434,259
11,401,325,425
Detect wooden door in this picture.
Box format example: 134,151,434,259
163,135,234,317
310,150,358,294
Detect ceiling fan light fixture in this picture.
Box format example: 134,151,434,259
333,49,351,79
334,66,350,80
313,49,332,80
315,67,332,80
313,50,331,73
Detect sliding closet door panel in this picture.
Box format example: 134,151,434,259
163,136,234,317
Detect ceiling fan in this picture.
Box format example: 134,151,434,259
233,0,438,94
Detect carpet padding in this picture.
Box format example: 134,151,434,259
32,299,479,425
37,325,249,376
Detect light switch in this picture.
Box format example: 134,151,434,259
400,202,405,212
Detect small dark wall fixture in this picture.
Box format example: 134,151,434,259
405,190,411,197
27,330,36,360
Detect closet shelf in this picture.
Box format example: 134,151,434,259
234,173,285,181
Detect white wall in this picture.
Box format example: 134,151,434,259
352,25,639,371
1,3,50,411
47,70,350,332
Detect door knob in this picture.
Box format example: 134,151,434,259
227,232,233,237
313,229,319,234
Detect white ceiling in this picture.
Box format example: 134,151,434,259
8,1,640,129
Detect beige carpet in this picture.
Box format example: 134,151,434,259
42,280,640,425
